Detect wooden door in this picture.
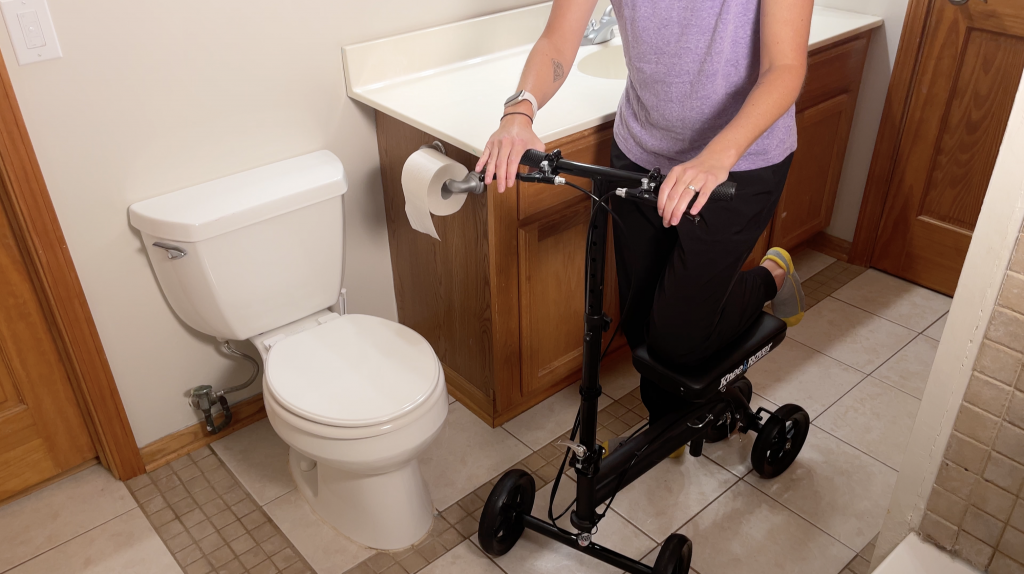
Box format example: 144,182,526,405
872,0,1024,295
0,187,95,500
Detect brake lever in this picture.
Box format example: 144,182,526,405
615,187,703,224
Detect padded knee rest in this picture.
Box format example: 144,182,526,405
631,312,787,402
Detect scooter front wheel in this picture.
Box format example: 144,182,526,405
478,469,536,556
654,533,693,573
751,404,809,478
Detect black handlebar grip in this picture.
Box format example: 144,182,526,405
520,149,547,168
709,181,737,202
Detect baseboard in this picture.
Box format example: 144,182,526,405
140,394,267,472
808,232,853,262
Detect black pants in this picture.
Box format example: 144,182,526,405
610,140,793,424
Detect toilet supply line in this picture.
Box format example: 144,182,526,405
187,341,261,434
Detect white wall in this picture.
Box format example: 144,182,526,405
815,0,910,241
872,69,1024,567
0,0,542,446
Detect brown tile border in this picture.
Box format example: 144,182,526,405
126,446,314,574
801,260,868,310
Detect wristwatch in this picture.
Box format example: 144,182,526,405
504,90,538,117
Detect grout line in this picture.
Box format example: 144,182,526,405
810,421,901,473
738,475,864,555
1,506,141,573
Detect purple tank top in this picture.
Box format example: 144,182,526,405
608,0,797,172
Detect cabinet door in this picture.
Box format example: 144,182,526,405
771,94,851,251
518,201,619,397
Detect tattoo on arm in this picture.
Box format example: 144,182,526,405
552,59,565,83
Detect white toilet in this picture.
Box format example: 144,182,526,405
129,150,448,550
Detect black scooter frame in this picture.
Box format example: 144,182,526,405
511,151,765,574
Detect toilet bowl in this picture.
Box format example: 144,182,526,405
127,151,449,550
253,311,448,550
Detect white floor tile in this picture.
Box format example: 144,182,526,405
263,489,373,574
421,540,503,574
421,402,532,510
793,249,836,280
211,418,295,506
831,269,952,332
491,478,656,574
680,481,854,574
815,377,921,470
0,465,137,572
873,336,938,400
599,348,642,400
747,339,867,420
6,508,178,574
788,298,917,373
702,393,778,477
610,450,739,541
745,426,898,551
502,382,611,450
923,314,948,341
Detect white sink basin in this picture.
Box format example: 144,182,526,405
577,43,627,80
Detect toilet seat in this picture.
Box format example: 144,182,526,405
265,314,441,428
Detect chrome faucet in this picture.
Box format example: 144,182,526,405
581,6,617,46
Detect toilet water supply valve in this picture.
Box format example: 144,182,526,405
188,341,261,434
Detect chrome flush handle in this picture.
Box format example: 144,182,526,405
152,242,187,260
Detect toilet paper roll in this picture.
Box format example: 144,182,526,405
401,147,469,240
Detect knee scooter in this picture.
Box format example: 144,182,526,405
474,149,811,574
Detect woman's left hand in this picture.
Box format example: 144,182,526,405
657,153,733,227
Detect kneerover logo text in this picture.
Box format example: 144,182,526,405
718,343,773,391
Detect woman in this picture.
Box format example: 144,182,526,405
476,0,812,426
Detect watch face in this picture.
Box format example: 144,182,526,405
504,90,525,107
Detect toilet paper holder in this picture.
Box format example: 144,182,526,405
419,142,487,196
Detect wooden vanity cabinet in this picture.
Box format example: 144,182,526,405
744,31,871,268
376,31,871,426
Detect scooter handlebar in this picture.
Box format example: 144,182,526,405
520,149,548,169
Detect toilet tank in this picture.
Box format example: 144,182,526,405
129,151,348,341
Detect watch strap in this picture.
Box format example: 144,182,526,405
505,90,538,117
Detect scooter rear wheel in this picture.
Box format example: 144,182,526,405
751,404,809,478
478,469,536,556
654,533,693,573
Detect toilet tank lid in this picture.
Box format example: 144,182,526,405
128,150,347,243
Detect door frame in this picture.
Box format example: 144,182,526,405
848,0,933,266
0,54,145,479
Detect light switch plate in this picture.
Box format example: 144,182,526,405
1,0,61,65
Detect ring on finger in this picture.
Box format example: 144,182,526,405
686,185,698,192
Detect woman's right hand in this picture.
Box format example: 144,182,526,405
476,112,545,193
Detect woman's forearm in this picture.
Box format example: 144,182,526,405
702,63,806,167
517,36,578,108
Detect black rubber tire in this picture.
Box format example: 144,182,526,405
478,469,536,556
653,533,693,574
751,404,810,478
705,377,752,444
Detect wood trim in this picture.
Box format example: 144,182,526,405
443,365,494,426
0,53,145,479
807,231,853,262
140,394,267,473
0,458,98,509
848,0,935,266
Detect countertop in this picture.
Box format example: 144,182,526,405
343,3,883,157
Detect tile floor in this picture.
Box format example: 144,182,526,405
0,250,953,574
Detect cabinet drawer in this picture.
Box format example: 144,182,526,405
518,124,614,220
799,34,869,111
